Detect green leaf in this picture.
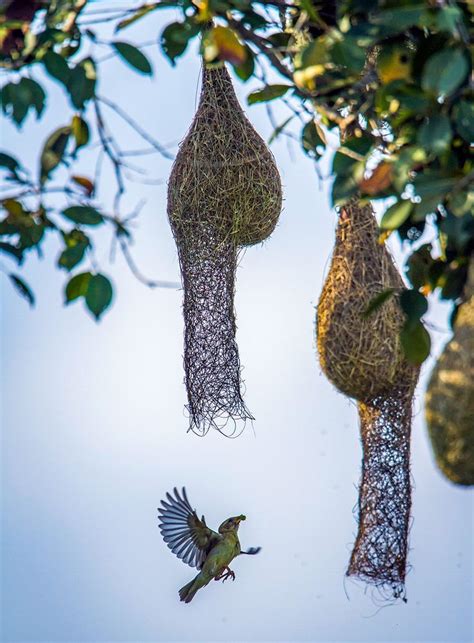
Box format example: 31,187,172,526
112,41,153,75
298,0,319,21
413,172,456,199
440,265,468,300
301,120,325,159
19,78,45,117
58,230,90,271
435,5,463,32
453,100,474,143
440,213,473,253
247,84,291,105
400,320,431,364
58,244,87,270
412,196,441,221
374,7,426,31
85,273,113,320
331,37,366,73
9,273,35,306
0,151,20,173
330,172,358,206
39,126,71,183
233,45,254,81
362,288,396,318
0,241,23,262
449,190,474,217
67,58,97,109
406,244,432,289
400,289,428,326
160,21,196,64
1,78,45,126
417,115,452,155
421,49,468,96
380,200,413,230
65,271,91,303
332,135,372,175
43,51,70,85
62,206,103,226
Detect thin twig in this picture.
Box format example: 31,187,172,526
93,98,125,214
97,95,175,160
118,236,181,289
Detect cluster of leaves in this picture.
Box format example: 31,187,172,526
0,0,161,318
1,0,472,362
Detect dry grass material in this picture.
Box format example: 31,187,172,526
425,262,474,486
167,64,282,435
317,199,409,401
317,198,420,598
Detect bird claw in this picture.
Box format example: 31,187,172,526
222,570,235,583
215,568,235,583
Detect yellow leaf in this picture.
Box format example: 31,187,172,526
293,65,325,91
206,26,246,66
193,0,212,23
378,230,392,244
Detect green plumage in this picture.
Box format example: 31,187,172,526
158,488,260,603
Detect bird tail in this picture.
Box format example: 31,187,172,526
179,573,207,604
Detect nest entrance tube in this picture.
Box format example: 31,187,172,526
317,198,419,598
178,227,252,435
168,64,282,436
349,385,415,598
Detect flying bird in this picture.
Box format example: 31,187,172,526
158,487,261,603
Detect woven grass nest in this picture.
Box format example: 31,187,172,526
425,260,474,486
317,198,415,401
167,63,282,436
316,198,419,599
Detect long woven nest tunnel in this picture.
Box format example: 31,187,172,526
317,198,419,598
425,260,474,486
168,63,282,436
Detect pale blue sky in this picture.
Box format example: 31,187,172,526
1,6,473,643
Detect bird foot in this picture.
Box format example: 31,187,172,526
215,567,235,583
222,569,235,583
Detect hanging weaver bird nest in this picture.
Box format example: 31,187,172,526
316,198,419,598
317,199,409,401
168,63,282,436
425,261,474,486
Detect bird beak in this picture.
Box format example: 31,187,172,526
237,515,246,523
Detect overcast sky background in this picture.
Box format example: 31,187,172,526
1,6,473,643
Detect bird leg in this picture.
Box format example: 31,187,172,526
214,567,235,582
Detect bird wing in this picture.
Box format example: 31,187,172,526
158,487,220,569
